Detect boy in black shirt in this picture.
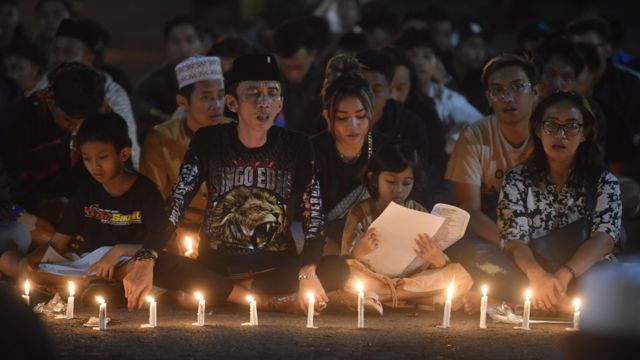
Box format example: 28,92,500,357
8,113,169,297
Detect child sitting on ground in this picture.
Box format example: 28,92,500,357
0,113,170,304
340,141,472,315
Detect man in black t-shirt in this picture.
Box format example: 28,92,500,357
125,54,349,315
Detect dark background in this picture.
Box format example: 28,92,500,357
12,0,639,83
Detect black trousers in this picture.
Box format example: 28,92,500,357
153,252,350,305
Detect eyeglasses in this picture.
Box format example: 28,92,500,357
541,120,583,136
487,82,531,100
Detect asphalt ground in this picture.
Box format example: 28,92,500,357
42,301,572,360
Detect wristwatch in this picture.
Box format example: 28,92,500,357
298,272,318,280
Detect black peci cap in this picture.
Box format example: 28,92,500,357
229,54,281,86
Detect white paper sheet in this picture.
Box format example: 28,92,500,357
431,203,470,249
362,202,445,277
38,246,131,276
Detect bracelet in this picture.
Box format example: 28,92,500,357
298,272,318,280
561,264,576,279
133,248,158,262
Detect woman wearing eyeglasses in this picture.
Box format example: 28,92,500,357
498,92,622,313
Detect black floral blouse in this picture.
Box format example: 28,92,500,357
497,165,621,247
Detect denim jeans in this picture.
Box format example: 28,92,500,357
0,221,31,254
445,235,528,303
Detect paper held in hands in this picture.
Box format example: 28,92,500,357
362,202,470,278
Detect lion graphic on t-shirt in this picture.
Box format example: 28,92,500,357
210,186,287,251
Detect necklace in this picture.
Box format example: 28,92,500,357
337,133,373,164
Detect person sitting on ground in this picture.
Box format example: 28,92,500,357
122,54,349,316
29,18,140,167
140,55,234,255
498,92,621,314
311,54,390,253
1,62,107,227
340,141,472,316
448,19,493,114
2,40,47,95
32,0,71,57
395,28,482,155
272,18,324,132
445,53,538,308
383,45,448,200
208,36,252,76
134,16,205,136
0,113,170,306
566,17,640,182
355,49,450,209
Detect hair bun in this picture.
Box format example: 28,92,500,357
325,55,363,84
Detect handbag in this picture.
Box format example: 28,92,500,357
529,217,590,272
529,175,597,272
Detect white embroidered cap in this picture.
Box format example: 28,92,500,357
175,56,223,89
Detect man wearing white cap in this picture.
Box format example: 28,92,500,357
140,55,232,252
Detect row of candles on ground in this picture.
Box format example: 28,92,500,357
21,279,581,331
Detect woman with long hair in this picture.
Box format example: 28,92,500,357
311,54,390,254
498,92,622,313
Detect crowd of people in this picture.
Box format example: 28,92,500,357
1,0,640,356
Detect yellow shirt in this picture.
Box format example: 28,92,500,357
140,117,234,228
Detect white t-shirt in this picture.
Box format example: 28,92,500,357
445,114,531,214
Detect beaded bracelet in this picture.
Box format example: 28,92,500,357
561,264,576,280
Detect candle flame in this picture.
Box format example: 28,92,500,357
96,296,105,304
355,281,364,293
573,298,581,312
246,295,255,303
525,289,532,301
146,296,155,304
446,280,455,301
185,236,193,253
24,280,30,296
306,291,314,300
68,281,75,296
194,292,204,301
481,284,488,297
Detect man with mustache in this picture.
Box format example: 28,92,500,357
124,54,349,316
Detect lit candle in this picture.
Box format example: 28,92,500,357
147,296,157,327
521,289,531,330
96,296,107,331
572,298,581,330
306,292,315,328
66,282,75,319
22,280,30,306
184,236,194,258
441,281,454,328
479,284,488,329
246,295,258,326
194,292,205,326
356,281,364,329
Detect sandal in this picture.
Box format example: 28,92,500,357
363,291,384,316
